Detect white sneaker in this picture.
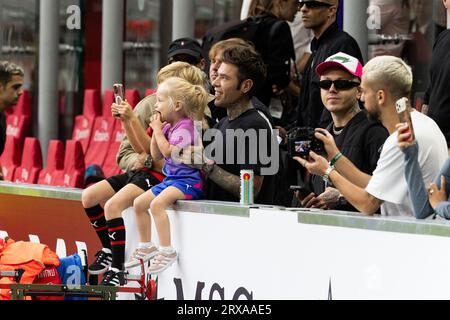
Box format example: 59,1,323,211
147,250,178,274
124,245,158,269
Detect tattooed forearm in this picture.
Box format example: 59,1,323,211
209,165,263,198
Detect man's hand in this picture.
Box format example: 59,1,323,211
428,176,448,209
275,126,287,145
396,122,414,150
113,101,135,122
317,187,341,210
298,187,341,210
314,128,340,161
294,151,330,177
177,146,206,170
177,145,216,174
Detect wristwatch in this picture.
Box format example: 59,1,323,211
143,155,153,168
322,166,335,183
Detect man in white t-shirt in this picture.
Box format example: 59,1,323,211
294,55,448,216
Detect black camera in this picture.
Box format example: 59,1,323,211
288,127,325,159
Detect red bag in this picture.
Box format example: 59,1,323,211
32,266,64,300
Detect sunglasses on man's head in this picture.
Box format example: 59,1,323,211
298,1,333,9
319,79,360,90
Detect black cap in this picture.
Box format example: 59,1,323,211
167,37,203,60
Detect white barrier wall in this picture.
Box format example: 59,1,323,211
123,202,450,300
3,183,450,300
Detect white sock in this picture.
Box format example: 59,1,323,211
159,246,175,254
138,242,154,249
102,248,112,254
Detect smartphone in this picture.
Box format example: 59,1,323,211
396,97,415,143
113,84,124,118
290,185,311,198
113,84,125,105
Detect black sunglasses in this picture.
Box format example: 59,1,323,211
298,1,333,9
319,80,360,90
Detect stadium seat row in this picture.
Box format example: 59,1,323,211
1,88,156,188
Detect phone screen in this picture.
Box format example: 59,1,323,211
113,84,124,105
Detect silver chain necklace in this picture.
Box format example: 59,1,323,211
332,125,344,136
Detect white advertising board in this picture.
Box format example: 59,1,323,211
122,207,450,300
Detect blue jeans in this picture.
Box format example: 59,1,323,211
403,143,450,219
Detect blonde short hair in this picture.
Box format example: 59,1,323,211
363,55,413,100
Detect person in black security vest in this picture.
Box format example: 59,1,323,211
295,0,363,130
181,46,277,204
296,53,388,211
0,61,24,180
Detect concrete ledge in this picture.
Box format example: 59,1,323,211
2,182,450,238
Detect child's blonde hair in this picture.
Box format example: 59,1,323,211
156,61,209,91
158,77,208,122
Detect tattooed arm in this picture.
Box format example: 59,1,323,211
205,163,264,199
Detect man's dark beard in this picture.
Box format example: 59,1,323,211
367,108,380,122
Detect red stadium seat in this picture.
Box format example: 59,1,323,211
98,90,139,177
125,89,140,109
53,140,85,188
102,120,125,178
6,114,31,142
82,89,102,118
72,90,102,154
145,89,156,97
84,117,115,168
37,140,65,186
103,90,115,118
0,136,22,181
13,137,43,184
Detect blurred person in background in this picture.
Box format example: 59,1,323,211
422,0,450,151
368,0,410,59
0,61,24,181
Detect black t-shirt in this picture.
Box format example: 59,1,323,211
205,108,275,204
297,22,363,129
310,111,388,210
424,29,450,147
0,112,6,157
208,97,274,128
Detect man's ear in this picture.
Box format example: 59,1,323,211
377,89,386,105
328,3,338,17
240,79,253,94
356,86,362,100
197,58,207,71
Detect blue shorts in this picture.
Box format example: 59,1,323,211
151,178,203,200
